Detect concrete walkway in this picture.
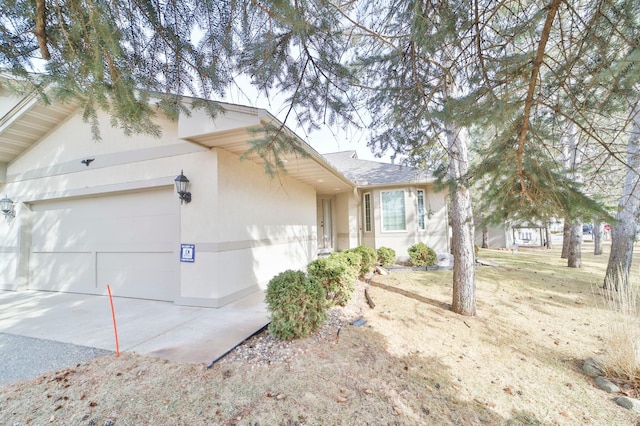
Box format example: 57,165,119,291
0,290,269,365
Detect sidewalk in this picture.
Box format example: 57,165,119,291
0,290,269,365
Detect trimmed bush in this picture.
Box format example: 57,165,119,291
265,270,327,340
377,246,396,267
330,251,362,276
308,256,356,307
408,242,437,267
346,245,377,277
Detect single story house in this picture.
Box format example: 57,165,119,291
0,88,449,307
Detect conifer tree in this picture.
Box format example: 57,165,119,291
2,0,639,310
1,0,236,138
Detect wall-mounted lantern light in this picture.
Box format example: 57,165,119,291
0,196,15,222
174,170,191,204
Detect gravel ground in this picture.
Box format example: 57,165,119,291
0,333,112,386
219,279,368,366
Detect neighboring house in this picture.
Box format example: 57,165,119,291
475,223,514,249
475,222,552,249
0,89,449,306
324,151,449,261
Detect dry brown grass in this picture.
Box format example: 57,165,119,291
2,243,640,425
596,271,640,392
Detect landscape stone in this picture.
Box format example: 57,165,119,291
582,358,603,378
375,266,390,275
594,376,620,393
615,396,640,412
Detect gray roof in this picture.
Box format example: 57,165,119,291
323,151,435,187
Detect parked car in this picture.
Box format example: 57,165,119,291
583,224,593,234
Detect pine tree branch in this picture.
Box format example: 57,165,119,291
326,0,401,49
517,0,562,201
537,99,625,162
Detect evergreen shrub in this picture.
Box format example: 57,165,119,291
408,242,437,267
377,246,396,267
346,245,377,277
330,250,362,276
308,256,356,307
265,270,327,339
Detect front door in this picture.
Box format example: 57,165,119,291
317,198,333,252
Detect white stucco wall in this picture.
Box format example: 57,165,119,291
177,148,318,306
334,191,359,251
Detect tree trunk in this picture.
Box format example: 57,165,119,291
481,227,489,248
564,121,583,267
604,101,640,289
567,222,582,268
561,220,570,258
545,224,552,249
447,124,476,316
593,219,603,255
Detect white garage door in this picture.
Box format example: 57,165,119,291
29,188,179,301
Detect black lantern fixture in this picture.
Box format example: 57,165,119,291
0,196,15,222
174,170,191,204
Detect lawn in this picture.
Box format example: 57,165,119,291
1,244,639,425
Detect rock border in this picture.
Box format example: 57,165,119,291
583,357,640,412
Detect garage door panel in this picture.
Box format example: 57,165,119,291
30,252,94,293
29,189,179,301
0,254,17,289
97,252,177,301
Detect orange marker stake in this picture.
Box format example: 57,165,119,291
107,285,120,357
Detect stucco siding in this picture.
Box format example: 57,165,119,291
334,192,358,251
9,110,184,176
178,148,317,305
178,105,261,139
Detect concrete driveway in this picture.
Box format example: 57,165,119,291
0,290,269,365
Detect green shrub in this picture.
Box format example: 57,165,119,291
308,257,356,307
377,247,396,267
348,245,377,277
330,251,362,276
408,242,437,267
265,270,327,340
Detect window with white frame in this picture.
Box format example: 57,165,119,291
417,190,425,230
381,190,406,231
363,193,372,232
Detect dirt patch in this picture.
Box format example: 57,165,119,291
1,246,639,425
